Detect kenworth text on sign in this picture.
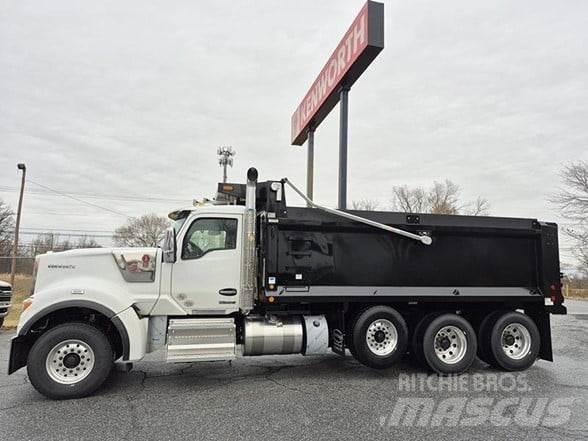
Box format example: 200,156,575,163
290,1,384,145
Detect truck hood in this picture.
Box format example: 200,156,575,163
36,246,161,288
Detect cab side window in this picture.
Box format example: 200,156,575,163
182,218,238,260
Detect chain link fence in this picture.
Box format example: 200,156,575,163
0,257,35,275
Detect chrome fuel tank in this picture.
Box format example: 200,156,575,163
243,315,303,355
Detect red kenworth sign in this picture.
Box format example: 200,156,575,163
291,1,384,145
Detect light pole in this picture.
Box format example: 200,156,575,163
10,163,26,288
217,146,236,183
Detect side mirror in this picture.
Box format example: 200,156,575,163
162,227,177,263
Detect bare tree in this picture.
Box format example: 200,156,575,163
551,161,588,275
75,235,101,249
391,185,427,213
113,214,169,247
391,180,489,216
464,196,491,216
0,199,14,256
428,180,460,214
25,233,101,256
351,199,380,211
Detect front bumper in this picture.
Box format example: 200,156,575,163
0,301,11,318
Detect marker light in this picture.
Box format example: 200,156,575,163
22,297,34,312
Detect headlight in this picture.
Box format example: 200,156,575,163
30,257,39,295
22,297,34,312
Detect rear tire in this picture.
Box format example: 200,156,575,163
351,306,408,369
422,314,477,375
489,312,540,371
477,310,508,367
411,312,442,367
27,323,114,399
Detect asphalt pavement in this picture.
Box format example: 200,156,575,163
0,300,587,441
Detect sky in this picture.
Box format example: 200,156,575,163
0,0,586,267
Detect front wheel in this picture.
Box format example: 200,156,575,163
351,306,408,369
27,323,114,399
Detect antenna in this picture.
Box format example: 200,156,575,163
217,146,236,183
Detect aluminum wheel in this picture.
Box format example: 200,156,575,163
501,323,531,360
366,319,398,356
434,325,467,364
45,339,95,384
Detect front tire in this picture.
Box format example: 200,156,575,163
422,314,477,374
351,306,408,369
27,323,113,399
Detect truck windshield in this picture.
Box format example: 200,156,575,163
173,217,187,235
170,210,190,235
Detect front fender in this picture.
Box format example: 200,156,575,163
9,301,148,375
17,278,136,335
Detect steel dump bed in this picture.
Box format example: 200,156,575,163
260,206,561,305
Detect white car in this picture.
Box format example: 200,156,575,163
0,280,12,328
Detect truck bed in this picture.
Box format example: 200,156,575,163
260,207,561,303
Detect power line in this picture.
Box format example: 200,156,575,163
25,180,130,218
20,227,115,233
0,185,190,204
18,231,114,238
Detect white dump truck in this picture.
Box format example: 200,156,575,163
8,169,566,399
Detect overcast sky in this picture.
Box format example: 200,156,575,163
0,0,586,265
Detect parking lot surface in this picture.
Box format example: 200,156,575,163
0,300,586,441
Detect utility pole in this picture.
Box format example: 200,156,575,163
10,163,26,288
217,146,236,183
338,86,350,210
306,128,314,207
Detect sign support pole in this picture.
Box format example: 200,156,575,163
338,86,350,209
306,128,315,206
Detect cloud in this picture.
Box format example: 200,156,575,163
0,0,586,263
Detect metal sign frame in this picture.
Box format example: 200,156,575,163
290,1,384,209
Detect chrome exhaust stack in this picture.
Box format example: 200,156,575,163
240,168,258,312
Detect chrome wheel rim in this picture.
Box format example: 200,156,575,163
46,339,95,384
501,323,531,360
434,325,467,364
366,319,398,356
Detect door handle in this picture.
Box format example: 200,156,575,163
219,288,237,296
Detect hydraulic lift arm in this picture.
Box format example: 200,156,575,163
282,178,432,246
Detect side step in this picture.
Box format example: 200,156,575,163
166,318,236,362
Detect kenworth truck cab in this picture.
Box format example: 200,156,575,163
8,169,566,399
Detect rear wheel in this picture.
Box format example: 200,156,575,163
489,312,540,371
411,312,442,367
27,323,114,399
477,310,508,367
351,306,408,369
422,314,477,374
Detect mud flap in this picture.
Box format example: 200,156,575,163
527,309,553,362
8,336,30,375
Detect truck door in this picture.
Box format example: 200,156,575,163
171,215,242,314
